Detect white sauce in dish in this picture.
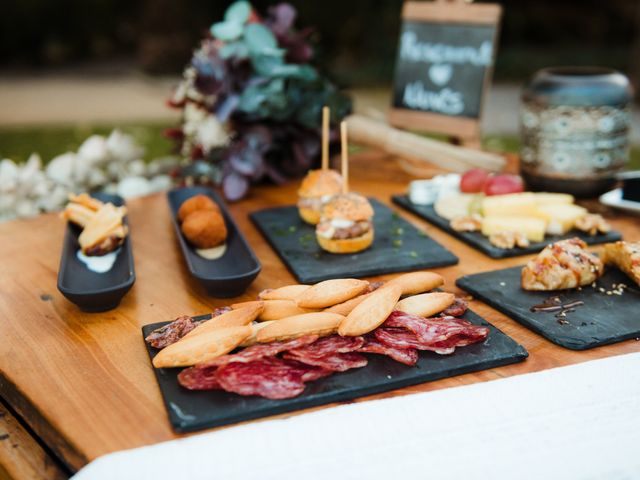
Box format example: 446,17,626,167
76,248,120,273
196,243,227,260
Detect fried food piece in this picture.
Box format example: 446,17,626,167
181,210,227,248
521,238,603,291
178,194,220,223
574,214,611,236
78,203,127,255
602,241,640,287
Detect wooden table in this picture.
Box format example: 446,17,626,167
1,151,638,478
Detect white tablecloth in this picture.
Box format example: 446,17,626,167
74,352,640,480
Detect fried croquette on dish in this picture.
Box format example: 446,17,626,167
178,195,220,223
181,210,227,248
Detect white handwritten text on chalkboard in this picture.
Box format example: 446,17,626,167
392,22,497,119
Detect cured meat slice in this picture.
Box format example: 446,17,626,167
199,335,319,367
287,335,365,359
145,307,231,349
357,335,418,366
376,312,489,354
178,365,220,390
384,311,467,345
215,357,309,399
284,351,368,372
439,297,468,318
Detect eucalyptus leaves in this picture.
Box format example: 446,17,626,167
168,1,351,200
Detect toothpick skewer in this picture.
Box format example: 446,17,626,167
340,121,349,194
321,106,330,170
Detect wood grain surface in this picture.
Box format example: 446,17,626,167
0,151,638,473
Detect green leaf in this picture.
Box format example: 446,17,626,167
211,21,243,41
224,1,251,24
219,41,249,59
244,24,278,54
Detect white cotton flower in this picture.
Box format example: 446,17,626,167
0,159,19,192
149,174,173,192
46,152,76,187
197,116,228,152
14,198,40,218
127,159,147,177
106,130,144,164
77,135,109,166
117,176,151,199
87,168,108,188
182,103,208,137
103,183,119,195
38,184,69,212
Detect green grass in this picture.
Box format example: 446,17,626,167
1,123,639,171
0,122,175,163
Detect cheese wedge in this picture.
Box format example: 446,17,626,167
535,204,587,235
533,192,575,206
481,216,546,242
482,193,538,217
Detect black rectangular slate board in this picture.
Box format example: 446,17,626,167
249,199,458,284
143,310,528,433
392,194,622,259
456,266,640,350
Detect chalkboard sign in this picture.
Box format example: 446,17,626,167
389,1,502,146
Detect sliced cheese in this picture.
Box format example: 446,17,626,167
535,204,587,235
481,216,546,242
533,192,575,206
482,193,538,217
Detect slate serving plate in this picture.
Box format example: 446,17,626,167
456,266,640,350
392,194,622,259
143,310,528,433
57,193,135,312
168,187,261,297
249,199,458,284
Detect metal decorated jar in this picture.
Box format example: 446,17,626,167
520,67,633,197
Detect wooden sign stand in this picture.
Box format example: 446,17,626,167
388,0,502,148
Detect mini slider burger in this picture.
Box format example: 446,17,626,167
297,106,343,225
315,121,375,254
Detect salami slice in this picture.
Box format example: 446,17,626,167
376,312,489,354
199,335,319,368
439,297,468,318
214,357,309,399
177,365,221,390
358,335,418,366
284,351,368,372
145,307,232,349
287,335,365,359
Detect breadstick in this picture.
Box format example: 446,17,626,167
258,284,310,301
394,292,455,317
185,302,263,339
152,326,251,368
258,300,318,321
256,312,344,343
338,284,402,336
384,271,444,296
296,279,369,309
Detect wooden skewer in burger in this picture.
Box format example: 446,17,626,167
297,106,344,225
315,121,375,254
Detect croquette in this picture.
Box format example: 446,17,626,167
181,209,227,248
177,194,219,223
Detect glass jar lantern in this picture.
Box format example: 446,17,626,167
520,67,633,197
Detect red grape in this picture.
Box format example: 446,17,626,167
460,168,491,193
483,174,524,196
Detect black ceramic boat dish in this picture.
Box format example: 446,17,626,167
168,187,261,297
57,193,135,312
